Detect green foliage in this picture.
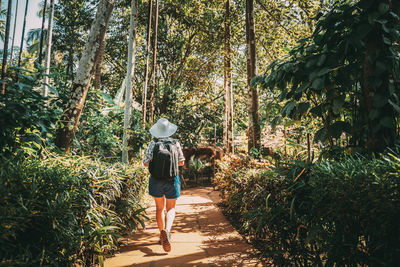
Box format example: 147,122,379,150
0,68,62,155
0,154,148,266
214,152,400,265
256,0,400,154
75,90,149,159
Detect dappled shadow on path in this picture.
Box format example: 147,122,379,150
105,187,266,267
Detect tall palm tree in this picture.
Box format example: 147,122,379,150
142,0,153,128
122,0,138,163
26,28,42,54
17,0,29,72
1,0,13,94
9,0,18,62
42,0,54,97
38,0,47,64
148,0,159,123
0,2,5,41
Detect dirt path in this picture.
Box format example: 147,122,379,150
104,187,265,267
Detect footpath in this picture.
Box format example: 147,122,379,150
104,187,266,267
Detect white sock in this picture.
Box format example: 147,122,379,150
161,209,166,230
165,208,176,232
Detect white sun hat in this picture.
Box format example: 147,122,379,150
149,118,178,138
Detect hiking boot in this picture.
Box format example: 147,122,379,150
160,229,171,252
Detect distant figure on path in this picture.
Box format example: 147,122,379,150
143,118,185,252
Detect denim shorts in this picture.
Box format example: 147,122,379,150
149,176,181,199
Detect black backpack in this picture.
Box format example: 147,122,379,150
149,138,179,181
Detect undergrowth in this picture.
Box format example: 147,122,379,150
214,152,400,266
0,152,148,266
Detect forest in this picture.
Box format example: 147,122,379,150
1,0,400,265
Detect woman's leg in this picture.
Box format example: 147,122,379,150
154,196,165,232
165,198,177,232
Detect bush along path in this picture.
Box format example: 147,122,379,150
104,187,267,266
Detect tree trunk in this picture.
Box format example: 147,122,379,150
55,0,115,152
1,0,13,94
67,47,74,80
223,0,228,151
42,0,54,97
38,0,47,64
223,0,234,153
17,0,29,74
94,34,106,90
148,0,159,123
122,0,138,163
9,0,18,63
245,0,260,152
142,0,153,128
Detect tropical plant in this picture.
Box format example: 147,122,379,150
255,0,400,155
0,154,148,266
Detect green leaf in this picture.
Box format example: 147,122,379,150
99,92,115,106
281,101,296,116
314,127,327,143
297,102,310,114
389,11,400,20
38,121,48,133
312,78,324,90
47,84,59,97
290,197,296,220
383,35,391,45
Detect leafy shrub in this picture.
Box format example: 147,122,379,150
75,90,148,159
0,69,62,155
214,152,400,266
0,154,148,266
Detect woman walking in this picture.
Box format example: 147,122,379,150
143,118,185,252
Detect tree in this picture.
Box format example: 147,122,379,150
55,0,115,152
9,0,18,63
223,0,233,153
17,0,29,71
148,0,159,123
38,0,47,64
258,0,400,155
94,34,105,90
1,0,12,94
42,0,54,97
142,0,153,128
245,0,260,152
52,0,94,82
122,0,138,163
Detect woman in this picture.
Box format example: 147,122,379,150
143,118,185,252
